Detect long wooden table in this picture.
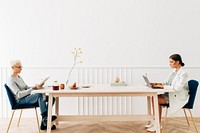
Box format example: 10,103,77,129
33,85,174,133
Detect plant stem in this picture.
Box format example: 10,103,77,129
66,48,81,86
66,64,75,85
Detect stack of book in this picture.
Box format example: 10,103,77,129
110,82,126,87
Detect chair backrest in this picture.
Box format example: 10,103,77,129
183,80,199,109
4,84,17,110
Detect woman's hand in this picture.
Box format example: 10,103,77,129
32,84,43,90
32,85,38,90
151,82,162,86
151,83,164,89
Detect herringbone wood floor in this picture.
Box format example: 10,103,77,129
1,117,199,133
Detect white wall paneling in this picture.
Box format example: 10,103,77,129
1,66,200,118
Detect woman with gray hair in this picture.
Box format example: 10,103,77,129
7,60,57,130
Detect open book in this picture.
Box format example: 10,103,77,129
38,75,50,86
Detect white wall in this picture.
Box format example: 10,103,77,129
1,0,200,67
0,1,200,118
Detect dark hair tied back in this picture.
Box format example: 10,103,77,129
169,54,185,67
181,62,185,67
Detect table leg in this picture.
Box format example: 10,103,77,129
55,97,59,125
47,94,53,133
147,96,152,115
153,94,160,133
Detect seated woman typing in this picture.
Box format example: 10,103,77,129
146,54,189,132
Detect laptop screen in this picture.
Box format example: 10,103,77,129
142,75,152,87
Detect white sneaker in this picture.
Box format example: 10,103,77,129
145,120,154,128
147,124,162,132
147,124,156,132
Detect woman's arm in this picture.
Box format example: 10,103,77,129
164,71,188,91
7,78,32,100
172,73,188,91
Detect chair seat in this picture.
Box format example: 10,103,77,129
160,103,169,107
161,103,192,109
13,103,39,110
182,103,192,109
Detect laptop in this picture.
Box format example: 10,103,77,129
142,75,162,89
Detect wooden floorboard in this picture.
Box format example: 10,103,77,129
1,117,199,133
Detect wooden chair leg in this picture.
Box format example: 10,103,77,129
35,108,40,133
161,107,168,133
17,110,23,127
188,109,198,133
183,108,190,127
6,110,15,133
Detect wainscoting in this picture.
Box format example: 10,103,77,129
1,66,200,118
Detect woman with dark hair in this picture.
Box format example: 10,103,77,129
146,54,189,132
169,54,185,67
